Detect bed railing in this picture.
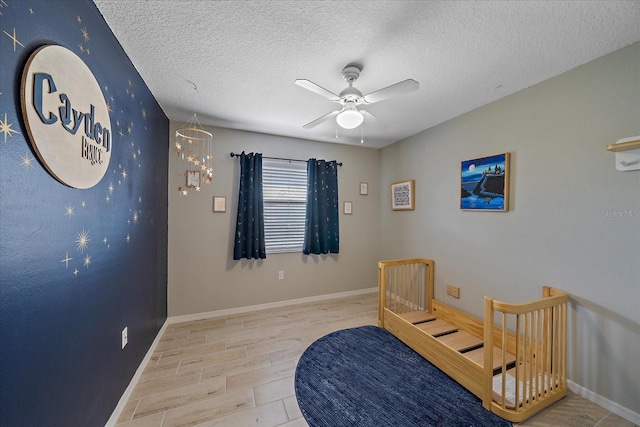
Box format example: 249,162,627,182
378,258,569,422
483,287,568,420
378,259,434,327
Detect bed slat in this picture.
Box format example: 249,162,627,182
437,330,483,352
416,319,459,337
464,346,517,373
397,311,436,324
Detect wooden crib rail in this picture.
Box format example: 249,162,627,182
483,287,568,422
378,259,434,327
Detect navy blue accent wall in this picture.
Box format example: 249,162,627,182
0,1,168,425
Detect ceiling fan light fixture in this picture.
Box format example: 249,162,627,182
336,109,363,129
297,63,418,131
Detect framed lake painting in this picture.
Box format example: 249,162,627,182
460,152,510,211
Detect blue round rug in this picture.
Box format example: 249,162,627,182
294,325,512,427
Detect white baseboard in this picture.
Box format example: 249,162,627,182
108,289,639,427
105,287,376,425
167,287,378,324
105,319,169,427
567,380,640,425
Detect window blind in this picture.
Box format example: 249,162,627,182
262,158,307,253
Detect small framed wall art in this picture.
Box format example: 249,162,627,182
343,201,353,215
460,152,510,211
213,196,226,213
186,170,201,188
359,182,368,195
390,180,415,211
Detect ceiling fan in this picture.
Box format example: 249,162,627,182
295,64,419,130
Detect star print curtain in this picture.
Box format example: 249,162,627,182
233,152,266,260
303,159,339,255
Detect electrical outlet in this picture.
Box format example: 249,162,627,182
446,285,460,299
278,270,284,280
122,327,128,349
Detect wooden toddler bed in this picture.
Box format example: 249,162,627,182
378,258,568,423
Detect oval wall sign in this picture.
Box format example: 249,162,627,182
21,45,112,189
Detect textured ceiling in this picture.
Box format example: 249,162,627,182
93,1,640,149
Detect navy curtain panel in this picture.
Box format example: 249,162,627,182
303,159,339,255
233,152,266,260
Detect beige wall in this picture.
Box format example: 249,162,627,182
379,43,640,416
167,42,639,419
168,127,380,316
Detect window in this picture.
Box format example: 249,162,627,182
262,159,307,253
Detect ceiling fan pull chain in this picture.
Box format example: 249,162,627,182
361,122,364,144
335,121,339,140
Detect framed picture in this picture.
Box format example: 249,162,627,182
359,182,368,195
186,170,201,188
460,152,510,211
390,180,415,210
344,201,353,215
213,196,226,213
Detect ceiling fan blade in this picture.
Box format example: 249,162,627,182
302,110,341,128
360,110,388,130
295,79,342,102
362,79,419,104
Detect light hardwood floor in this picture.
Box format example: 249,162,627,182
115,292,636,427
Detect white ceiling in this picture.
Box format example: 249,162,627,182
93,1,640,149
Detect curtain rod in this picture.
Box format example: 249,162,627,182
229,152,342,167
